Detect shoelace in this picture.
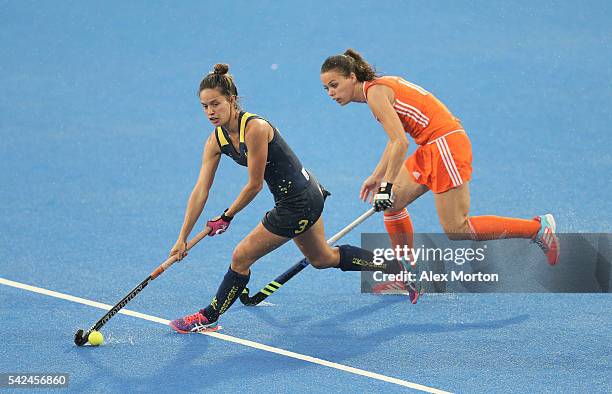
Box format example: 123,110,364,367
183,312,204,325
533,235,549,252
406,281,418,293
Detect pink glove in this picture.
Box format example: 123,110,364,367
207,210,233,236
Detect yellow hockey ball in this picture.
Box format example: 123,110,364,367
88,330,104,346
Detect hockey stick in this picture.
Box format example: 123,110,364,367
74,227,211,346
239,208,376,306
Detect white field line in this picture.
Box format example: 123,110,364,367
0,276,451,394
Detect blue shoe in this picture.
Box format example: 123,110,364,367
532,214,560,265
169,311,219,334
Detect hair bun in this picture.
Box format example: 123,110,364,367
213,63,229,75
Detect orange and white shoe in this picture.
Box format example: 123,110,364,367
532,214,560,265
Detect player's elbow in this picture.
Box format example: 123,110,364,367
394,138,409,152
247,181,264,194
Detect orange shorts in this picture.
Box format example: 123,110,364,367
405,130,472,193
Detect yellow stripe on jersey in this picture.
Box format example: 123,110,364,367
216,127,229,147
239,112,256,143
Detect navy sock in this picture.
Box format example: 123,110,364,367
337,245,402,274
201,267,250,322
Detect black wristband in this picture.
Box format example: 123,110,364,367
221,208,233,222
379,182,393,193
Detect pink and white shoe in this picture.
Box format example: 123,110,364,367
532,214,560,265
372,280,408,294
169,311,219,334
407,281,420,305
372,280,420,304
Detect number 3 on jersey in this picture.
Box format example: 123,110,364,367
294,219,309,234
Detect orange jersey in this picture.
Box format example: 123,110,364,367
363,76,463,145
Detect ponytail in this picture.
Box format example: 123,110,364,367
320,48,378,81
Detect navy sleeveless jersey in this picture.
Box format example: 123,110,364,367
214,111,310,201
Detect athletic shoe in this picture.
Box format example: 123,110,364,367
169,311,219,334
407,281,420,305
372,280,409,294
532,214,560,265
372,279,420,304
372,259,421,303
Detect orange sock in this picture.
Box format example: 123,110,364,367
468,215,540,241
384,208,414,265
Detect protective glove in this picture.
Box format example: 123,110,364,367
373,182,394,212
207,209,233,236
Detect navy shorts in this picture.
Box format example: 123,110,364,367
262,176,330,238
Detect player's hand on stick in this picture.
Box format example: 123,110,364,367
207,209,233,236
360,175,382,203
373,182,394,211
170,239,188,260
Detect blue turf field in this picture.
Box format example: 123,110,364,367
1,1,611,392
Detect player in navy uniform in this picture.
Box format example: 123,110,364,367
169,64,400,333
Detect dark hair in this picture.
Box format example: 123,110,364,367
320,48,378,81
198,63,239,100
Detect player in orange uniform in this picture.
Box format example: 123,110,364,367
319,49,559,286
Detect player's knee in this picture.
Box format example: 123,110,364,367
441,218,470,240
307,255,329,269
308,259,325,269
445,231,465,241
388,200,405,212
231,247,255,272
305,250,336,269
